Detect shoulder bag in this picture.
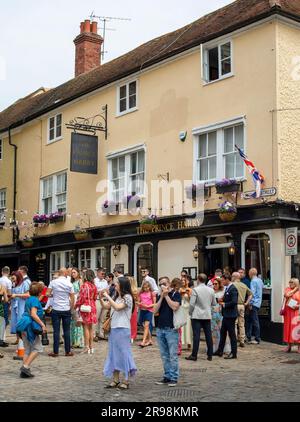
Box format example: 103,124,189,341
80,284,92,313
172,292,187,329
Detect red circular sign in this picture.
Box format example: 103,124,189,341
287,234,296,248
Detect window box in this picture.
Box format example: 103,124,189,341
49,212,66,224
102,201,119,215
216,182,241,194
33,214,50,226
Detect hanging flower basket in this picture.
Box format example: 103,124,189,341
218,201,237,222
102,201,119,215
73,226,89,241
22,237,34,248
216,179,241,194
49,212,66,224
139,215,157,232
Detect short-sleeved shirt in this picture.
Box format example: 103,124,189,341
233,281,252,305
94,278,109,293
157,291,181,329
48,277,74,311
111,295,133,329
0,276,12,293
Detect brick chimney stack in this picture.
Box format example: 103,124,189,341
74,20,103,77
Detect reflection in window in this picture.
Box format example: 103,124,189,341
137,244,153,287
245,233,271,285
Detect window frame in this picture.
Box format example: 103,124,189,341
0,139,2,160
40,171,68,214
47,113,63,144
202,39,233,84
107,145,146,202
49,250,72,280
116,79,138,117
0,189,6,222
192,116,246,186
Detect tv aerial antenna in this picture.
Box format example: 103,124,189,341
90,12,131,61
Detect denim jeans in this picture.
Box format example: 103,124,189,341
0,316,5,341
51,310,72,354
156,328,179,382
3,303,9,326
246,306,260,342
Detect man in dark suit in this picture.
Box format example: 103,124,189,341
213,274,238,359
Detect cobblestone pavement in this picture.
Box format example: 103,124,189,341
0,330,299,402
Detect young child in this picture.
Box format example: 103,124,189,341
137,282,156,347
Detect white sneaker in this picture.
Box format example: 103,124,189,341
88,348,95,354
250,340,259,345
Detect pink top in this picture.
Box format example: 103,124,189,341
139,291,155,312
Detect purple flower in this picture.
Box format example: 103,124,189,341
218,201,237,213
215,178,238,187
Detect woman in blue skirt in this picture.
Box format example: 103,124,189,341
100,277,137,390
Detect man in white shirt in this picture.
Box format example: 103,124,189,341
94,268,109,340
141,268,159,294
0,266,12,343
47,268,75,357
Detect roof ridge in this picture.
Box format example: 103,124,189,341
269,0,282,8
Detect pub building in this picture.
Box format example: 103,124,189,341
2,0,300,345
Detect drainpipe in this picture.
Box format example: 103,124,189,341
8,126,19,243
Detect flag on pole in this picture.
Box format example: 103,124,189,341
235,146,264,198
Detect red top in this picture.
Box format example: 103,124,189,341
40,287,48,304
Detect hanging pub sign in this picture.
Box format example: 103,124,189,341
286,227,298,256
70,133,98,175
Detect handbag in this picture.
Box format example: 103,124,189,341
103,310,112,335
172,292,187,329
80,285,92,313
279,298,286,316
287,298,298,309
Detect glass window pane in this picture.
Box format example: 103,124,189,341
119,156,125,173
199,134,207,158
120,85,127,99
112,159,118,179
225,153,235,178
208,132,217,156
221,43,231,60
138,151,145,173
56,125,62,138
129,94,136,109
129,82,136,95
236,153,244,177
224,127,234,153
56,114,62,126
49,117,55,129
235,125,244,149
221,58,231,76
131,153,137,174
199,159,208,181
49,128,55,140
208,157,217,180
208,47,219,81
120,98,127,113
113,180,119,191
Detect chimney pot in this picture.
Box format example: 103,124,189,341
84,19,91,33
91,21,98,34
80,22,85,33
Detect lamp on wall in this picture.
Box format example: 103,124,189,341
228,243,236,256
112,244,121,258
192,245,199,260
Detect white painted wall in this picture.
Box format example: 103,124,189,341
158,237,198,280
111,244,129,274
242,228,291,324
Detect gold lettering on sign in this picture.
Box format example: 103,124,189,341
137,219,202,235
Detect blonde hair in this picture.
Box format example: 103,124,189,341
128,276,138,295
289,278,300,288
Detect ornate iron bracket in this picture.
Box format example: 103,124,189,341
65,105,108,139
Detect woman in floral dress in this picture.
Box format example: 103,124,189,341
70,268,84,349
75,270,98,354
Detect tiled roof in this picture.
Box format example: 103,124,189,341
1,0,300,134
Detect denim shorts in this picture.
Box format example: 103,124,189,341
139,310,153,324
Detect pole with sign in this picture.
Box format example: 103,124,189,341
286,227,298,256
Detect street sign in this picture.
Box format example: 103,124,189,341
286,227,298,256
242,187,277,200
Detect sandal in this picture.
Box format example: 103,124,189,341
118,382,129,390
284,346,292,353
105,381,120,389
80,347,90,354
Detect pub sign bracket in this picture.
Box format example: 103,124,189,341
66,105,108,139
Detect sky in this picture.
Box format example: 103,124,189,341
0,0,233,111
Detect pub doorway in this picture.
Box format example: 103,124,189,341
206,234,234,278
134,242,154,286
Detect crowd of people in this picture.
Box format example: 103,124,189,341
0,264,299,388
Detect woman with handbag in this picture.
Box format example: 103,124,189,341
128,276,139,344
179,277,193,352
282,278,300,353
75,270,98,354
100,277,137,390
16,282,47,378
